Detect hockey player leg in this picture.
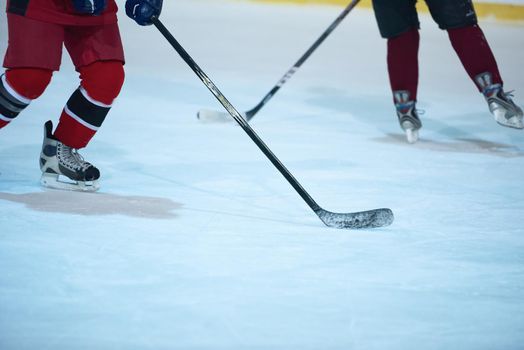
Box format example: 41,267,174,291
41,61,125,191
387,29,422,143
372,1,422,143
2,13,63,128
0,68,52,128
474,72,523,129
393,90,422,144
448,26,523,129
446,25,523,129
426,0,523,129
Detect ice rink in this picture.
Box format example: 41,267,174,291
1,0,524,349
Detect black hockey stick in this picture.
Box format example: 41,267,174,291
152,17,393,229
197,0,361,123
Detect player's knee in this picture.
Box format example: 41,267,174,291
5,68,53,99
80,61,125,105
0,68,52,124
429,0,478,30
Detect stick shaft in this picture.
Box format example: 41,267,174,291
245,0,361,120
152,18,322,213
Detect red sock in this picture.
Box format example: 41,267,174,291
54,61,124,148
448,25,502,91
387,28,420,102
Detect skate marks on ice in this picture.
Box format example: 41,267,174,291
304,88,524,158
0,191,182,219
376,133,524,158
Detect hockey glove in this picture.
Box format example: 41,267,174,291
72,0,107,15
125,0,163,26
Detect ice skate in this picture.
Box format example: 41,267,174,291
475,72,523,129
39,120,100,192
394,90,422,144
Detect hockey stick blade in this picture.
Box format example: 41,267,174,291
196,0,361,123
197,109,238,123
197,109,255,123
316,207,393,229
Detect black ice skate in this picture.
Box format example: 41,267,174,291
394,90,422,144
39,120,100,192
475,72,523,129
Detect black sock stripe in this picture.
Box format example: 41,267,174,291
0,104,19,119
0,94,26,114
66,89,110,128
0,77,30,109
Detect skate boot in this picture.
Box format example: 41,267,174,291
394,90,422,144
39,120,100,192
475,72,523,129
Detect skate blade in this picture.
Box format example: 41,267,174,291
493,110,524,129
405,128,419,144
40,173,100,192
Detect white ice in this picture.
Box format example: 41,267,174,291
1,0,523,349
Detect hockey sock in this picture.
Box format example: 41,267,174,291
447,25,503,92
387,28,420,102
0,68,52,128
54,61,125,149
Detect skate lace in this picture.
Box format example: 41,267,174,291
483,85,517,103
504,90,516,101
490,89,518,105
59,144,92,171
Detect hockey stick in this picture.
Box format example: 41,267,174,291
197,0,361,123
152,17,393,229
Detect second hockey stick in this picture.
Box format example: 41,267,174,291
197,0,361,123
152,17,393,229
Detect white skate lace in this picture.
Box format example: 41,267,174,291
492,89,521,109
58,144,92,172
485,86,515,103
503,90,516,102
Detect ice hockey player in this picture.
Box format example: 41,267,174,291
0,0,162,191
371,0,523,144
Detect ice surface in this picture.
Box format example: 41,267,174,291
1,1,523,349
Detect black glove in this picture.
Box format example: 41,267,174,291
125,0,163,26
72,0,107,15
